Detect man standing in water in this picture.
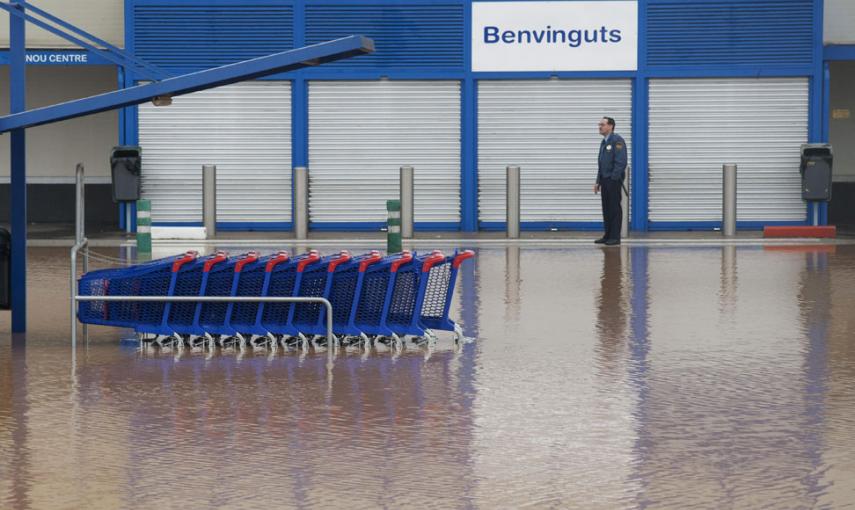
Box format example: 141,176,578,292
593,117,627,246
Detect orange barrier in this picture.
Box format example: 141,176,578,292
763,225,837,238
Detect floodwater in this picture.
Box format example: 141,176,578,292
2,243,855,509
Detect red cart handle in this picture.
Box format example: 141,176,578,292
390,250,413,273
297,250,322,272
203,251,229,272
264,251,290,272
235,251,260,273
421,251,446,273
358,250,383,272
171,251,199,272
328,250,352,272
452,250,475,269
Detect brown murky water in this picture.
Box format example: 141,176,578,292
2,244,855,509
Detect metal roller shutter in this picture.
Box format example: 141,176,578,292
478,80,632,224
649,78,808,223
308,81,461,225
139,81,292,225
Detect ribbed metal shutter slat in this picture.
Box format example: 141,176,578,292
478,80,632,223
646,0,813,66
140,82,292,224
649,78,807,223
308,81,461,224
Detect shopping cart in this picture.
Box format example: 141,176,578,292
419,250,475,336
77,248,476,349
227,250,298,338
351,251,414,337
141,252,225,337
197,251,263,338
296,250,382,338
77,251,199,329
382,250,447,338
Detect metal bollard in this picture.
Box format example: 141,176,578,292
294,166,308,240
203,164,217,238
75,163,85,246
722,164,737,237
136,199,152,255
400,165,414,239
506,165,520,239
387,200,402,253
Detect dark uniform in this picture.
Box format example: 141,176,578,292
597,133,628,242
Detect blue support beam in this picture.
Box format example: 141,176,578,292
9,0,25,332
2,26,372,334
0,36,373,133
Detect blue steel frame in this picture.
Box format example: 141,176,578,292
4,0,373,332
126,0,827,233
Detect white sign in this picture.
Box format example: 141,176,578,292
472,1,638,72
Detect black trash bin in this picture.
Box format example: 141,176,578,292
800,144,833,202
0,227,10,310
110,146,142,202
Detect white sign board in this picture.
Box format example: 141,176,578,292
472,1,638,72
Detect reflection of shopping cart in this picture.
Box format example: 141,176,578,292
77,249,476,346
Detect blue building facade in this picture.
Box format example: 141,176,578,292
124,0,831,231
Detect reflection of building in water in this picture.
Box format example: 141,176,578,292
630,247,835,507
0,347,30,509
472,247,638,508
815,247,855,507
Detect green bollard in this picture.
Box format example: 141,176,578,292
136,199,152,257
387,199,402,253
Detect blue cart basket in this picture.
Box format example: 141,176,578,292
77,251,199,329
258,250,322,337
224,251,291,337
270,251,348,337
298,250,383,337
181,252,272,338
329,251,386,336
381,250,449,337
351,251,415,337
137,252,222,336
196,251,266,337
419,250,475,332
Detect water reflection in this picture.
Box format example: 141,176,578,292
1,245,855,508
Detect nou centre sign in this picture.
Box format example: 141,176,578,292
472,1,638,72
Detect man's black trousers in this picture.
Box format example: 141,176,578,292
600,178,623,241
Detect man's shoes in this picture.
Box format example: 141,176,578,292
594,237,607,244
604,239,621,246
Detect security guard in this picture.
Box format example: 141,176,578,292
593,117,627,246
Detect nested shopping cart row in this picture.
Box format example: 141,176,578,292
78,249,474,339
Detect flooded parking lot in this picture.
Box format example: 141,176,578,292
2,243,855,509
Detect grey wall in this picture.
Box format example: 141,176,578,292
825,0,855,45
0,66,119,182
0,0,123,49
830,62,855,182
